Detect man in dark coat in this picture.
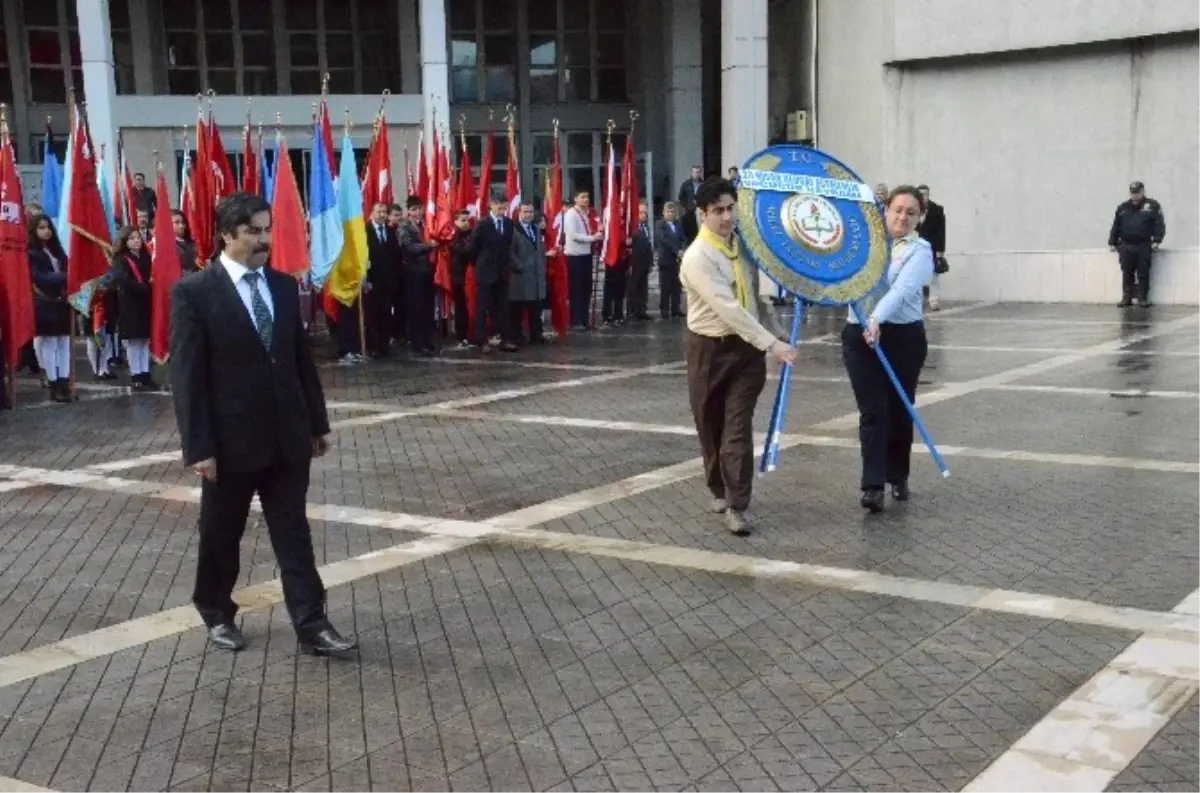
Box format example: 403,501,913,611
168,192,355,657
626,202,654,320
509,201,547,345
1109,180,1166,307
396,196,438,356
470,195,517,352
364,201,400,357
655,202,686,318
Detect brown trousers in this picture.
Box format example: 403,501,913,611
685,331,767,511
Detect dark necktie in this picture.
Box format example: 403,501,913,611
641,223,648,237
497,218,504,235
376,225,385,242
524,224,535,243
243,271,273,350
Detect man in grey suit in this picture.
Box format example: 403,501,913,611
655,202,686,318
509,201,547,344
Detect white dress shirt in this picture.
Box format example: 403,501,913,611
221,253,275,322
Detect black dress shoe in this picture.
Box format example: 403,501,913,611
860,490,885,513
208,623,247,652
298,626,358,656
891,483,910,501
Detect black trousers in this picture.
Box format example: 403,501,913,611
335,297,362,356
475,277,511,344
193,455,326,633
391,272,408,343
509,300,544,343
452,281,470,342
566,254,593,327
627,258,650,318
659,265,682,317
1118,243,1153,301
602,265,628,322
404,269,436,352
365,280,394,356
686,331,767,511
842,321,928,490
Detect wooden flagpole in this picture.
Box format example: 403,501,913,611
65,88,79,402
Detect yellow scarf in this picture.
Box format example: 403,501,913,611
699,225,751,309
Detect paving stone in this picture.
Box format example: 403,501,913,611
1106,694,1199,792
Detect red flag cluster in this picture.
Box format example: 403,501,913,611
0,116,34,373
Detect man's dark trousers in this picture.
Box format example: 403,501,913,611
1119,243,1153,302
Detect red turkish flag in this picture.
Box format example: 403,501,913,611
0,131,34,366
65,110,114,301
150,168,181,363
269,135,309,278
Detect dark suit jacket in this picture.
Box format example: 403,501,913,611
169,261,330,473
918,201,946,254
470,215,514,285
677,179,701,211
366,222,400,287
629,223,653,272
655,219,685,268
397,220,435,275
29,247,71,336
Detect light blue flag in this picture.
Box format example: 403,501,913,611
307,120,342,288
258,137,272,204
97,157,117,240
57,122,75,259
41,132,64,219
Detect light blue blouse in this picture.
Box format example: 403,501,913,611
847,234,935,325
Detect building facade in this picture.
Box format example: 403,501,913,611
1,0,794,218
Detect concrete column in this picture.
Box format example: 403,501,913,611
77,0,118,189
128,0,155,94
664,0,703,196
418,0,449,147
0,0,32,163
720,0,768,173
398,0,420,94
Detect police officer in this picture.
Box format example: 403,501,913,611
1108,181,1166,308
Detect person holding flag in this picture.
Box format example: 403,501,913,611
27,214,73,402
111,226,158,390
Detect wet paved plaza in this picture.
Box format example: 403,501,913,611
0,301,1195,792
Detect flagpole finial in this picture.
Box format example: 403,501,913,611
629,109,639,132
344,107,352,135
377,88,390,118
275,112,282,129
552,118,559,136
605,119,615,143
321,72,330,96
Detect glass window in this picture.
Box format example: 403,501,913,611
596,33,624,67
26,31,63,68
565,67,590,101
243,68,276,94
23,0,60,26
448,0,475,31
566,167,593,199
162,0,197,28
168,68,202,95
358,0,393,30
67,31,81,68
361,68,397,95
563,0,589,30
326,33,354,68
566,133,591,166
532,135,555,167
527,0,557,31
290,33,319,67
529,35,555,68
286,0,319,29
484,35,515,67
325,5,352,32
450,36,477,67
208,68,237,94
167,34,199,67
484,67,515,102
291,69,322,94
451,66,478,102
562,33,588,69
0,68,11,105
326,68,354,92
595,0,624,30
206,32,235,68
529,68,557,103
113,30,135,94
482,0,514,31
29,69,67,103
237,0,272,30
241,33,274,68
596,68,625,101
203,0,234,28
109,0,131,30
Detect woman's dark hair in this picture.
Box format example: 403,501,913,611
695,177,737,211
170,209,192,240
112,225,146,258
886,185,926,213
215,192,271,237
27,213,64,255
406,195,423,210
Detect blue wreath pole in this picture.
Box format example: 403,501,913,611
759,296,804,474
850,301,950,478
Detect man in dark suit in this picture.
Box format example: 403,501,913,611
626,202,654,320
470,195,517,352
169,193,356,656
916,184,946,310
364,201,400,357
655,202,687,318
677,165,703,243
396,196,439,356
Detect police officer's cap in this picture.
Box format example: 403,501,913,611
1129,180,1145,193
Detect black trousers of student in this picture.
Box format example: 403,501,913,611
391,273,408,343
841,321,928,491
364,279,395,356
404,268,436,352
509,300,544,343
1118,242,1153,301
452,281,470,342
193,455,326,632
335,298,362,356
602,265,628,322
659,265,682,317
475,276,511,344
686,331,767,511
566,254,593,327
627,258,650,318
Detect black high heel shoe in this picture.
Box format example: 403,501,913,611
860,490,884,513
